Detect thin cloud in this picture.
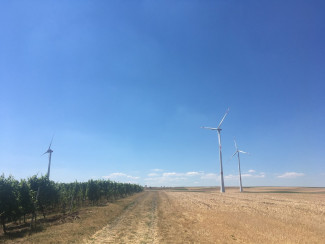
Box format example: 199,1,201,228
144,171,219,186
148,173,158,177
103,172,140,180
152,169,164,172
277,172,304,179
186,171,201,176
200,173,218,180
105,172,126,177
242,173,265,178
144,175,186,184
224,174,238,180
225,171,265,179
163,172,178,177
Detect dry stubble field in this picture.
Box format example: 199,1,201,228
88,187,325,243
2,187,325,243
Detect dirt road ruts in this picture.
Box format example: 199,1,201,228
86,191,158,244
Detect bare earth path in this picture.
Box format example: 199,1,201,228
86,191,158,244
86,187,325,243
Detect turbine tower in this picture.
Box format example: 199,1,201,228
43,137,54,180
232,138,249,192
202,108,229,193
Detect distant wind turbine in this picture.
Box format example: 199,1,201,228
42,136,54,180
232,138,249,192
202,108,230,193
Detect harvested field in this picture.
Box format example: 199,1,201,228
1,187,324,243
155,187,325,243
87,187,325,243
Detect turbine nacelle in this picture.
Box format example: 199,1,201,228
232,150,249,157
201,126,219,131
201,108,229,131
42,135,54,155
42,148,53,155
232,138,249,157
42,135,54,180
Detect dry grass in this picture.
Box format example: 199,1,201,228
0,193,145,244
157,187,325,243
1,187,324,243
87,191,158,243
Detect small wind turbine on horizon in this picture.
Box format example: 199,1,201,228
201,108,230,193
42,136,54,180
232,138,249,192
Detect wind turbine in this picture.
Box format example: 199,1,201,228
42,137,54,180
201,108,229,193
232,138,249,192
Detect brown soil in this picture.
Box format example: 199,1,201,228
1,187,324,243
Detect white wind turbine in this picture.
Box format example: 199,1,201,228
42,137,54,180
202,108,229,193
232,138,249,192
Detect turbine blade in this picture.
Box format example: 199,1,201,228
234,138,238,150
49,135,54,149
42,151,48,156
239,150,249,154
201,126,218,130
232,151,237,157
217,108,230,129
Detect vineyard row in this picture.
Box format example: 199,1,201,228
0,174,143,233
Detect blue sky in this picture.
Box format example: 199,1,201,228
1,1,324,187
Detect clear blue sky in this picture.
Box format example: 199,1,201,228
1,1,324,187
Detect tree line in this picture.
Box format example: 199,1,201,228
0,174,143,233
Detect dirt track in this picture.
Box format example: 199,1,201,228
86,188,325,243
86,191,159,244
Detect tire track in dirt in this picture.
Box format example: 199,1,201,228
86,191,158,244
